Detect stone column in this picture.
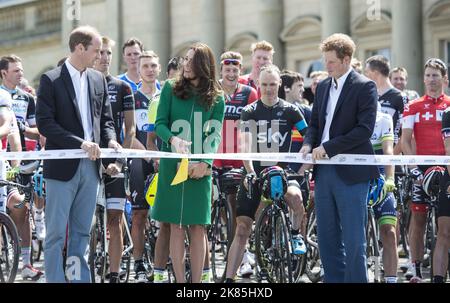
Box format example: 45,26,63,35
199,0,225,62
320,0,350,38
148,0,171,74
392,0,423,93
258,0,284,67
106,0,122,75
61,0,80,48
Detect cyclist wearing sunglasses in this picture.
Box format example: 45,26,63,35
215,51,258,169
238,40,274,98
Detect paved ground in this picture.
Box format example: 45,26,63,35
13,250,440,283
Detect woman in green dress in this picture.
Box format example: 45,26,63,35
152,43,225,283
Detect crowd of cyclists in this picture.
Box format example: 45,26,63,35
0,30,449,284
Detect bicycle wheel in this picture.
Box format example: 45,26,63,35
119,223,132,283
366,210,381,283
0,213,20,283
302,207,322,283
210,197,233,283
255,206,293,283
426,208,437,279
89,210,107,283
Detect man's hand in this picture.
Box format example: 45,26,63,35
105,162,122,176
299,144,312,159
312,145,329,161
152,158,160,172
171,136,192,154
243,171,256,191
384,177,396,192
81,141,101,161
108,140,122,151
189,162,208,179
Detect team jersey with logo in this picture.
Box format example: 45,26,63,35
105,75,135,144
240,98,308,173
1,86,36,151
402,94,450,155
134,89,161,146
289,102,312,172
441,107,450,139
218,84,258,153
378,88,406,144
371,110,394,153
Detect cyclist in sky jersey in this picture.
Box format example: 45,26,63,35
225,65,308,283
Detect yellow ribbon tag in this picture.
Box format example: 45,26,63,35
171,158,189,185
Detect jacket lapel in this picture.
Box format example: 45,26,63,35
61,64,83,126
86,69,96,125
319,78,332,127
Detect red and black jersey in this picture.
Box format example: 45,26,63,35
215,84,258,168
238,74,261,99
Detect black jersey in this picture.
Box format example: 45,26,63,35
442,106,450,139
240,98,308,173
106,75,135,144
378,88,407,144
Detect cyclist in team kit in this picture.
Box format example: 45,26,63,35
225,64,308,283
94,36,136,283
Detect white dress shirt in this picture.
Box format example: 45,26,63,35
65,60,93,142
321,68,353,144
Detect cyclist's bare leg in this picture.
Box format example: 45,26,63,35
131,209,147,260
188,225,206,283
204,232,209,270
432,216,450,277
409,211,427,262
380,223,399,277
225,216,252,279
284,185,304,232
154,222,170,269
7,193,31,248
170,224,186,283
107,209,124,274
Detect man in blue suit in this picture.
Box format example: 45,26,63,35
300,33,379,283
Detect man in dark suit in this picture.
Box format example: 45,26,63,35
300,33,379,283
36,26,120,282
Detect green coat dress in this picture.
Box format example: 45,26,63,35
151,80,225,225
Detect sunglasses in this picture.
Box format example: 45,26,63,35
222,59,241,66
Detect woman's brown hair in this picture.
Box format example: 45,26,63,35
173,43,222,110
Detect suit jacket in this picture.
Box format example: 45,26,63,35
304,70,379,184
36,63,116,181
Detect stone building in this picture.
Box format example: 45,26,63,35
0,0,449,93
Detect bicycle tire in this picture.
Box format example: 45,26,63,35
89,210,107,283
303,207,322,283
0,212,20,283
210,196,233,283
255,205,293,283
366,210,381,283
426,208,437,279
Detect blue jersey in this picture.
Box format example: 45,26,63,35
117,73,161,93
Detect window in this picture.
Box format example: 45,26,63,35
366,48,391,61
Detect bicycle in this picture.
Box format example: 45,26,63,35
253,167,306,283
208,167,238,283
394,168,413,260
89,162,133,283
0,161,38,283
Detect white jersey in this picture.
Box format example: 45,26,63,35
371,107,394,153
0,89,12,108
